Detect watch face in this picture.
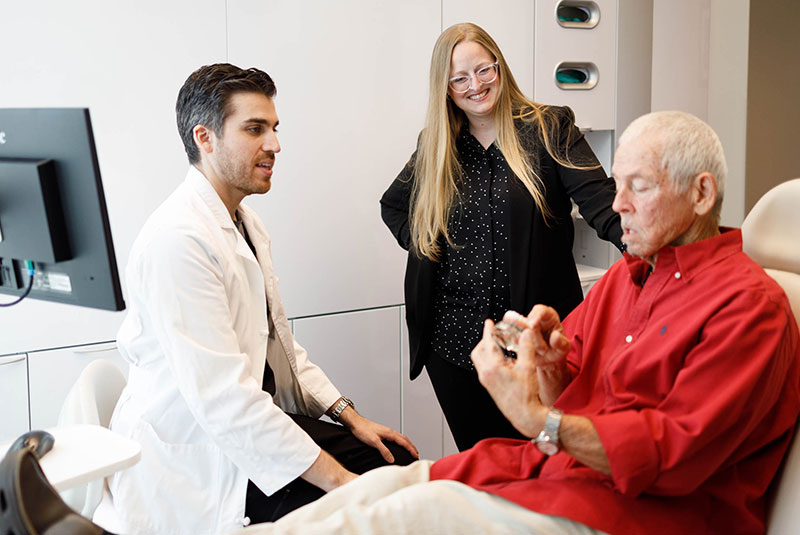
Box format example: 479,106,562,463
536,439,559,456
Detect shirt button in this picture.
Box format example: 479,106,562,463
625,335,633,343
674,272,682,279
240,517,251,527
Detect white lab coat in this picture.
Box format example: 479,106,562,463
94,167,341,535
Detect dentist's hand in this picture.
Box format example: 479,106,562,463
338,407,419,463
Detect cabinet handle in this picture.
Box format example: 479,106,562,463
0,354,26,366
554,62,599,90
556,1,601,29
72,342,118,354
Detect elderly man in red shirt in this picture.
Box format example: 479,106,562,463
240,112,800,535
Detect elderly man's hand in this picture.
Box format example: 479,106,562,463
471,319,547,438
516,306,573,406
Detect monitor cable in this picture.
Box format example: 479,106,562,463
0,261,35,307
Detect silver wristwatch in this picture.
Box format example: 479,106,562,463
534,408,563,455
329,396,354,422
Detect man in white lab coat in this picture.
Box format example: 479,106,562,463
94,63,417,535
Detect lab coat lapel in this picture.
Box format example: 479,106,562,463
186,167,263,269
185,168,269,383
238,207,275,312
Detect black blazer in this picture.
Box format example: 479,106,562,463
381,107,623,380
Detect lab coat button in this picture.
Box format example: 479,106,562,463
239,517,251,527
625,335,633,343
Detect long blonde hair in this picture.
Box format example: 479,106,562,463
410,23,594,261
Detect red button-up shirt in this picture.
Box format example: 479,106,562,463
430,229,800,535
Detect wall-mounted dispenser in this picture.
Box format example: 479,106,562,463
554,61,598,90
555,1,600,29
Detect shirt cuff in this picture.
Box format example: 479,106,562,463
589,410,659,496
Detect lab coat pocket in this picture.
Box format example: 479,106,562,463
111,418,225,535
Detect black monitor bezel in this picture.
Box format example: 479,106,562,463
0,108,125,311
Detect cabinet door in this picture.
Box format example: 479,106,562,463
534,0,617,130
400,307,444,460
0,353,30,443
399,306,459,460
293,308,402,431
28,343,128,430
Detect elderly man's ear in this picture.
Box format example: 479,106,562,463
691,172,718,217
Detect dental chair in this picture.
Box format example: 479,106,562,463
58,359,127,518
0,446,111,535
741,178,800,535
0,359,128,535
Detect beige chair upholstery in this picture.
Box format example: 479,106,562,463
57,360,127,519
741,178,800,535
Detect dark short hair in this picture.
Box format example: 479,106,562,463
176,63,277,164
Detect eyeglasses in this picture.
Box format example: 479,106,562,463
448,63,499,93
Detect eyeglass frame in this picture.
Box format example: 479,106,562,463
448,62,500,94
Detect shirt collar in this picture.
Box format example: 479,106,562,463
457,122,496,153
184,165,237,230
624,227,742,284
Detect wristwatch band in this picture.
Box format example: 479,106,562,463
329,396,354,422
534,408,564,455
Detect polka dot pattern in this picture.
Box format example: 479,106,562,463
432,128,512,370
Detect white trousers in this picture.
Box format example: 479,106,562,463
235,461,607,535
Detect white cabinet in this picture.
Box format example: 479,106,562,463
399,306,459,460
0,353,29,443
534,0,618,130
400,307,446,460
293,308,402,431
28,343,128,431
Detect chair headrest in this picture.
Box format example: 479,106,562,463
742,178,800,275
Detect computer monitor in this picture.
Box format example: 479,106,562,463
0,108,125,311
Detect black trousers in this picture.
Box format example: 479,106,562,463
425,350,525,452
244,413,416,524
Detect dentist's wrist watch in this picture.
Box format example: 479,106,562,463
329,396,354,422
534,408,563,455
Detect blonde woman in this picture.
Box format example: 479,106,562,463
381,23,623,451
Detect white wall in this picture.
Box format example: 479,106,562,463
651,0,711,119
708,0,749,226
0,0,439,353
0,0,228,353
650,0,750,227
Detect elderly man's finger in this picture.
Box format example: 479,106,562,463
483,317,496,338
502,309,529,329
513,328,537,365
529,305,561,334
472,320,500,369
549,329,571,357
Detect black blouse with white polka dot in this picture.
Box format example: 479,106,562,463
431,127,512,370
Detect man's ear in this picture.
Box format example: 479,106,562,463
192,125,214,156
691,171,718,216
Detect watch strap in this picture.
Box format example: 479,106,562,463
329,396,354,422
534,408,563,455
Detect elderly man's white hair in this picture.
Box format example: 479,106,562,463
618,111,728,220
